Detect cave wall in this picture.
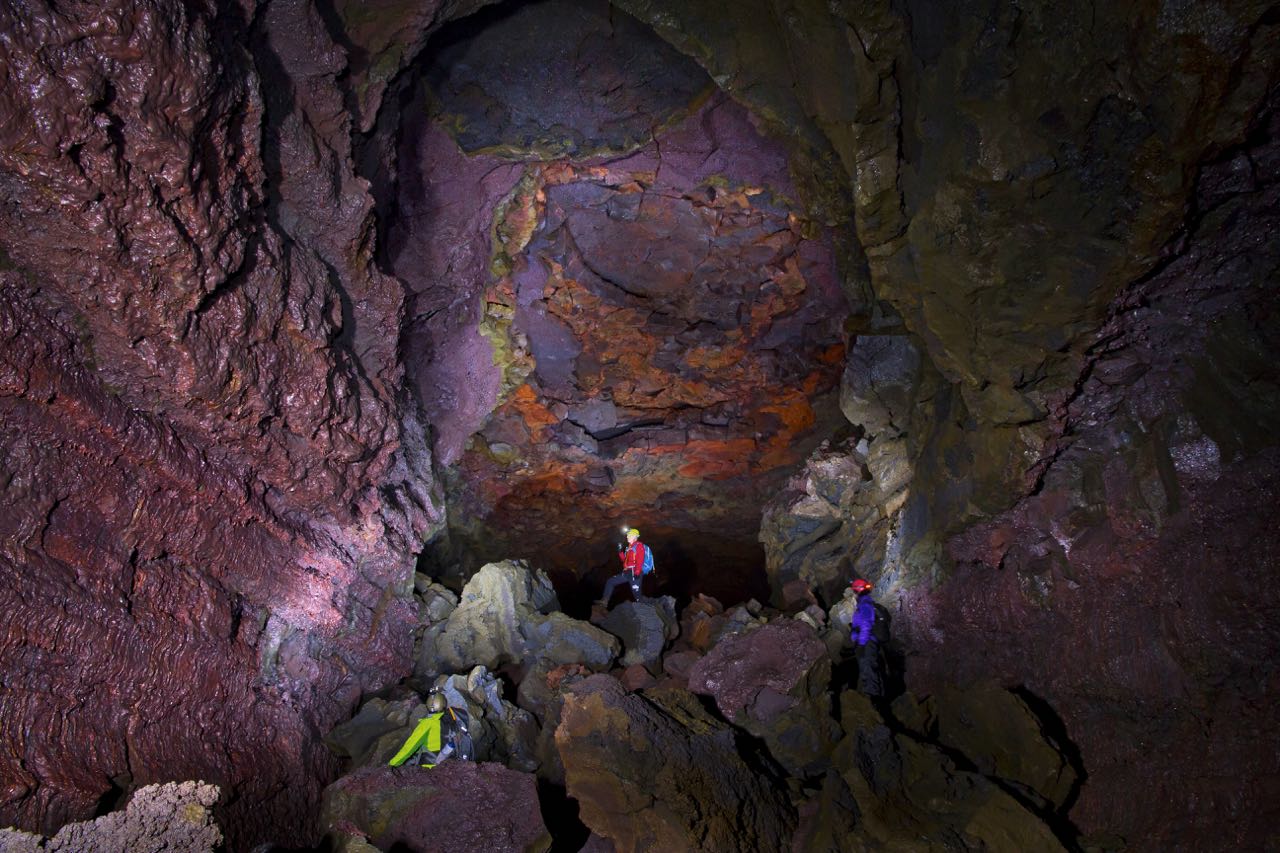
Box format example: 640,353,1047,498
0,0,462,845
900,115,1280,848
611,0,1279,847
0,0,1276,849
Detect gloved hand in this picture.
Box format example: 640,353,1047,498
617,543,624,552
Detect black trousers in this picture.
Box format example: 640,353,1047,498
857,640,884,697
602,571,641,603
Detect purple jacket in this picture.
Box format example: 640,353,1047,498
851,595,877,646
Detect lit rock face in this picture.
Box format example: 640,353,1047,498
686,619,839,776
392,11,851,589
0,0,456,846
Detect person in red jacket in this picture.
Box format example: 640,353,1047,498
598,527,646,608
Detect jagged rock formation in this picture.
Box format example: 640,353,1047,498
596,596,679,672
800,692,1069,852
0,0,1275,849
687,619,839,777
555,676,797,852
419,559,619,677
0,782,221,853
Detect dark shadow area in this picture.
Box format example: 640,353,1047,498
416,0,710,157
1011,686,1089,815
537,780,592,852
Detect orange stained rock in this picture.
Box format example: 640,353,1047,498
510,384,559,437
772,255,808,297
520,465,591,496
684,343,748,372
756,443,802,471
760,391,816,435
816,344,846,365
674,437,757,480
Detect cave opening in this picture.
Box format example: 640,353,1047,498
374,0,856,609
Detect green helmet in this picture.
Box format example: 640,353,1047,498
427,693,447,713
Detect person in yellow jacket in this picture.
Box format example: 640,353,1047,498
388,692,473,768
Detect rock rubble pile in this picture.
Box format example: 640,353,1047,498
319,561,1077,851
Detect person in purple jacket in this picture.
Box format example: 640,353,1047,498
849,578,885,697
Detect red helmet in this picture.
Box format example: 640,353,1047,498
850,578,873,594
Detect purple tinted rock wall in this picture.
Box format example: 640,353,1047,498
0,0,450,846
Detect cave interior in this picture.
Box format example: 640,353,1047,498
0,0,1277,850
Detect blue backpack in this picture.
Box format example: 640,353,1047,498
641,546,655,576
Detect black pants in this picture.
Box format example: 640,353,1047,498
602,571,641,604
857,640,884,697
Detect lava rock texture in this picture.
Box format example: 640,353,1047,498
0,0,457,845
0,0,1277,849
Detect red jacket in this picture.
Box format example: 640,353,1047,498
620,541,647,577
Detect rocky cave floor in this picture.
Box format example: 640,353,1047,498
0,558,1089,853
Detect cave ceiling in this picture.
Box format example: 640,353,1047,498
390,0,852,588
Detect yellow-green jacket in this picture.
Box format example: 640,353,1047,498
388,713,445,768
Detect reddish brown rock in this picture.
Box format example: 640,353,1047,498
686,620,838,776
556,676,795,852
319,763,551,852
900,116,1280,849
410,89,850,595
616,664,656,692
0,0,445,846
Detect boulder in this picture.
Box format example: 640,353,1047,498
515,661,596,784
758,433,912,606
522,611,620,670
430,561,620,679
780,579,820,613
598,596,679,672
433,667,542,773
0,782,221,853
415,579,459,623
660,649,702,687
617,664,657,691
556,676,795,852
826,691,1067,851
905,682,1079,810
319,763,551,852
687,619,839,776
678,595,731,653
436,560,560,672
324,696,431,770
